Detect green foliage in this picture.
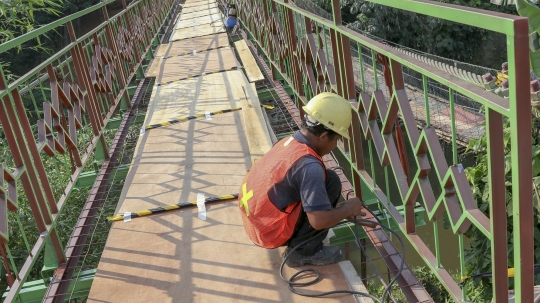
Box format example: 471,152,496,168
0,0,103,78
329,0,515,67
462,117,540,301
0,0,62,45
0,0,63,78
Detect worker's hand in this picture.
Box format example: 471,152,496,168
342,197,365,218
343,197,377,228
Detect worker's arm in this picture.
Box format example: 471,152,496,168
306,197,364,230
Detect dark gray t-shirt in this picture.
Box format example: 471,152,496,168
267,131,331,213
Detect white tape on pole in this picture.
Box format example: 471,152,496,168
197,193,206,220
124,211,132,222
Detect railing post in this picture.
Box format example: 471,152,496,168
486,108,508,303
507,18,533,303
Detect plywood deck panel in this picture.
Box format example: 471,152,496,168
88,112,356,303
177,12,222,24
181,0,216,7
234,40,264,83
179,7,221,20
146,48,238,82
174,14,223,30
143,70,272,162
181,3,218,14
170,22,225,41
154,34,229,58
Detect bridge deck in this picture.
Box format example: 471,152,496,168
87,1,365,302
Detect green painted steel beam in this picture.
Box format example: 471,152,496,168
127,86,139,97
75,164,131,189
276,131,295,139
106,112,146,130
257,86,293,100
2,270,95,303
330,200,426,245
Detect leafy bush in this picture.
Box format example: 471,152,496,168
463,116,540,301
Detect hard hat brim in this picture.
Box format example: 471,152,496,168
302,106,351,139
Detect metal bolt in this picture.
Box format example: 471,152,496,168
501,79,509,89
531,80,540,93
482,73,493,83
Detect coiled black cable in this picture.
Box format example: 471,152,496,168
280,218,406,302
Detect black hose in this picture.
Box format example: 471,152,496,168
280,218,406,302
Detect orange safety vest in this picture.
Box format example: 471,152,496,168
238,136,325,248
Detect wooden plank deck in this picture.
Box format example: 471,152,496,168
143,70,271,161
178,7,221,20
88,72,358,303
146,47,238,82
181,3,218,14
170,23,225,41
181,0,217,8
234,40,264,83
154,33,229,58
174,14,224,30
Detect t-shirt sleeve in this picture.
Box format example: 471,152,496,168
292,158,331,212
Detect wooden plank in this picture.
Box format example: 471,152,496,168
181,3,218,14
146,48,238,82
179,7,221,20
170,22,225,41
154,34,229,58
234,40,264,83
181,0,216,7
143,70,271,161
175,13,223,29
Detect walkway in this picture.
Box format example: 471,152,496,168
87,1,365,302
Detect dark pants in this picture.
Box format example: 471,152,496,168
287,169,342,256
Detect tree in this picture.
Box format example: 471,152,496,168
336,0,515,67
0,0,62,45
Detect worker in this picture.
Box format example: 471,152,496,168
238,92,365,267
225,4,237,30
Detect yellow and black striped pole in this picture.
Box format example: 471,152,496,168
155,66,243,86
145,107,242,130
107,194,239,222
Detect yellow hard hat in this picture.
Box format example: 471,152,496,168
302,92,352,139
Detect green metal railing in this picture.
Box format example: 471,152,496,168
0,0,176,301
236,0,533,301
